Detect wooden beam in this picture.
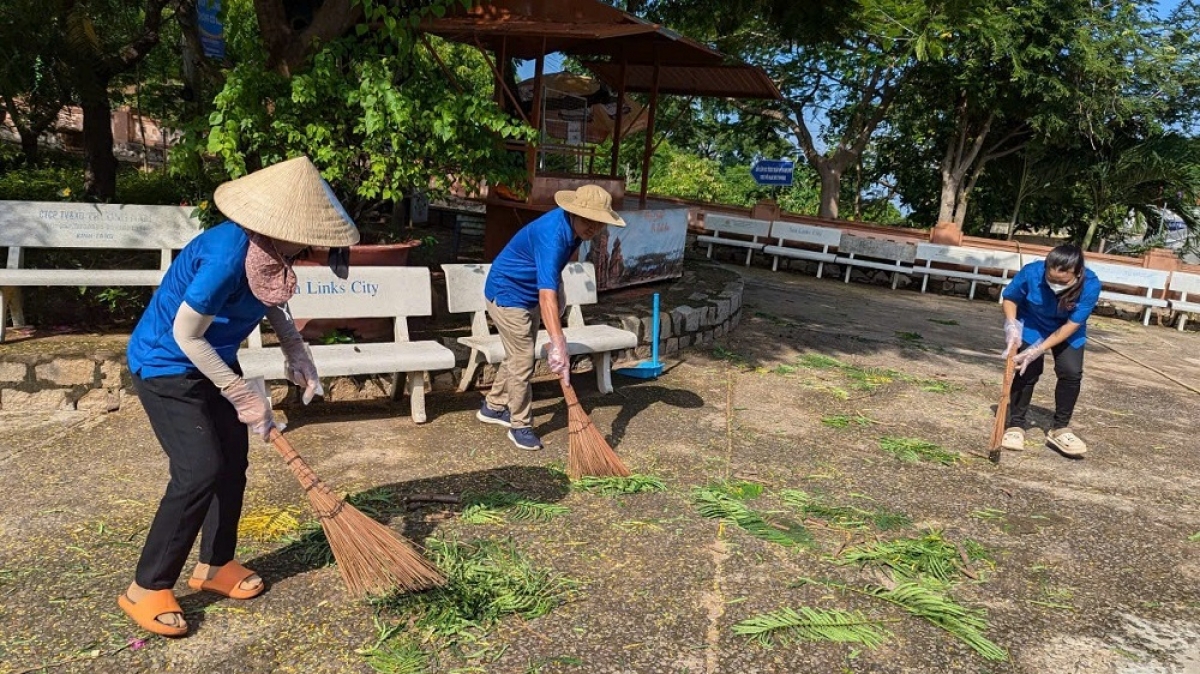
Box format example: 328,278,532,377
610,58,626,178
527,41,545,187
638,55,661,208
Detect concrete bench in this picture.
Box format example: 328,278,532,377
914,244,1025,300
834,233,917,290
1087,261,1170,326
762,221,842,277
696,213,772,266
1166,271,1200,331
0,201,200,342
442,261,638,395
238,266,455,423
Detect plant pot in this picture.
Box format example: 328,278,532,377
304,240,421,267
293,241,422,341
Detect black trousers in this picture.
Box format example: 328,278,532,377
132,372,249,590
1007,342,1085,430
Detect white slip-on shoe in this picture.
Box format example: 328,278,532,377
1046,428,1087,458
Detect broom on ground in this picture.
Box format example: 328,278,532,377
268,428,445,597
988,350,1018,464
560,381,632,480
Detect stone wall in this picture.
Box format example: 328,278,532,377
0,353,127,412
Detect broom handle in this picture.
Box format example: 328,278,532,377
268,427,336,500
650,293,660,364
989,351,1017,449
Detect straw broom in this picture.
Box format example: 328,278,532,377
560,381,631,480
988,351,1018,464
268,428,445,597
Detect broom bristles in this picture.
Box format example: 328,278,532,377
271,431,445,597
560,381,631,480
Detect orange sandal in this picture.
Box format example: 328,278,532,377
187,560,265,599
118,589,188,637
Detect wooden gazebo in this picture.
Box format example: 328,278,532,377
421,0,781,259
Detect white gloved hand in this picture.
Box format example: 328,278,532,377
547,333,570,384
220,377,279,441
281,338,323,404
1002,318,1023,358
1012,340,1046,376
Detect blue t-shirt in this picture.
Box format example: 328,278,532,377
485,208,581,309
127,222,269,379
1001,260,1101,349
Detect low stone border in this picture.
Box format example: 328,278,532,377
0,353,127,413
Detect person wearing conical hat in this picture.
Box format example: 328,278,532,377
119,156,358,637
476,184,625,450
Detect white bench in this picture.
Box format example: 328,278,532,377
762,222,842,276
238,266,455,423
834,234,917,290
914,244,1026,300
0,201,200,342
697,213,772,266
1166,271,1200,331
442,262,638,395
1087,261,1170,326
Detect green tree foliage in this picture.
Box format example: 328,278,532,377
0,2,72,166
59,0,173,199
882,0,1198,236
175,0,533,229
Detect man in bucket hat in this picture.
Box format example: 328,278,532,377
120,156,358,637
477,184,626,449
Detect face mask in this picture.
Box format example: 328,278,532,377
1046,277,1078,294
245,233,297,306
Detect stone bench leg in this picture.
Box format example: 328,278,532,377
457,349,484,393
406,371,428,423
1142,307,1152,327
1178,313,1189,331
593,351,613,394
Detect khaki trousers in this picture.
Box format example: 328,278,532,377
485,300,541,428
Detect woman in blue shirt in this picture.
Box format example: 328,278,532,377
119,157,358,637
1000,244,1102,458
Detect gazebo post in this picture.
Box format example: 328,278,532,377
527,39,546,189
638,54,661,208
495,36,507,108
610,57,627,179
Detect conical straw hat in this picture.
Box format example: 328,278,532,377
555,185,625,227
213,156,360,247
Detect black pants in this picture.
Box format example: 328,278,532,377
132,372,249,590
1007,342,1085,430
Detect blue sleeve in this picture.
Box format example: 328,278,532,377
533,221,569,292
1002,265,1030,302
1068,274,1101,324
184,256,245,315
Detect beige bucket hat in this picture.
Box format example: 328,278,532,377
555,184,626,227
213,156,360,247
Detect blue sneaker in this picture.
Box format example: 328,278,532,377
507,427,544,450
476,403,511,427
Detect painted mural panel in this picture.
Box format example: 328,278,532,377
579,208,688,291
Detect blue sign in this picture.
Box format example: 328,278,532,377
197,0,225,60
751,159,794,186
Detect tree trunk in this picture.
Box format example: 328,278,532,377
18,128,40,165
1081,218,1101,251
818,166,842,219
938,169,960,224
82,89,118,200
